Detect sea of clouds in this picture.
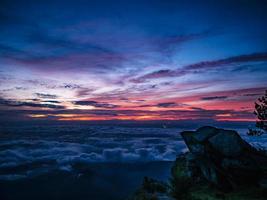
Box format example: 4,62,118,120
0,125,186,180
0,125,266,180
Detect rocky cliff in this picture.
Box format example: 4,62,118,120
129,126,267,200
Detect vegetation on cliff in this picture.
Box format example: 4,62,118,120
129,126,267,200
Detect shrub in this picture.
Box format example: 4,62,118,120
142,177,167,194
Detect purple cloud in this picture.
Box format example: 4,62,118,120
132,52,267,83
0,98,65,109
72,100,119,109
201,96,228,101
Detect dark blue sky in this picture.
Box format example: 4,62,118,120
0,0,267,121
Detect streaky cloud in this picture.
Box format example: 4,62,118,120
35,93,58,99
72,100,119,109
132,52,267,83
201,96,228,101
0,97,65,109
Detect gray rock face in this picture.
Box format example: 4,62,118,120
181,126,267,191
208,130,243,157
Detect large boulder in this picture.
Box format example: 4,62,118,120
181,126,267,191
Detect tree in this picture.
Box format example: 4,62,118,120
248,90,267,136
254,90,267,131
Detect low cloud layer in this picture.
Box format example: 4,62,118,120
0,126,186,180
0,125,266,181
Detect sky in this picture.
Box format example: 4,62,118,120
0,0,267,122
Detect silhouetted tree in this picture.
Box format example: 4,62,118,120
254,90,267,131
248,90,267,136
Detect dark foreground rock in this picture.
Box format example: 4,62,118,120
129,126,267,200
181,126,267,191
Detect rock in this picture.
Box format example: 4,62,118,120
184,153,203,181
181,131,205,154
195,126,218,142
208,129,243,157
259,178,267,189
181,126,267,191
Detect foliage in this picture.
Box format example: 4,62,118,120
168,158,267,200
248,90,267,136
169,157,194,200
254,90,267,131
129,156,267,200
142,177,167,194
128,177,168,200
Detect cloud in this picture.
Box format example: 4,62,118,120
243,93,262,97
185,52,267,70
0,31,125,73
23,80,83,91
0,44,29,59
132,52,267,83
139,102,184,108
156,102,180,108
35,93,58,99
9,51,125,73
23,80,57,89
72,100,119,109
61,84,82,89
76,88,95,97
201,96,228,101
0,3,214,75
0,104,254,122
0,13,121,71
28,30,114,54
198,87,266,100
0,98,65,109
149,30,215,55
0,130,185,180
42,100,61,103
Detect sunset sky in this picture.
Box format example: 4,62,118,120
0,0,267,122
